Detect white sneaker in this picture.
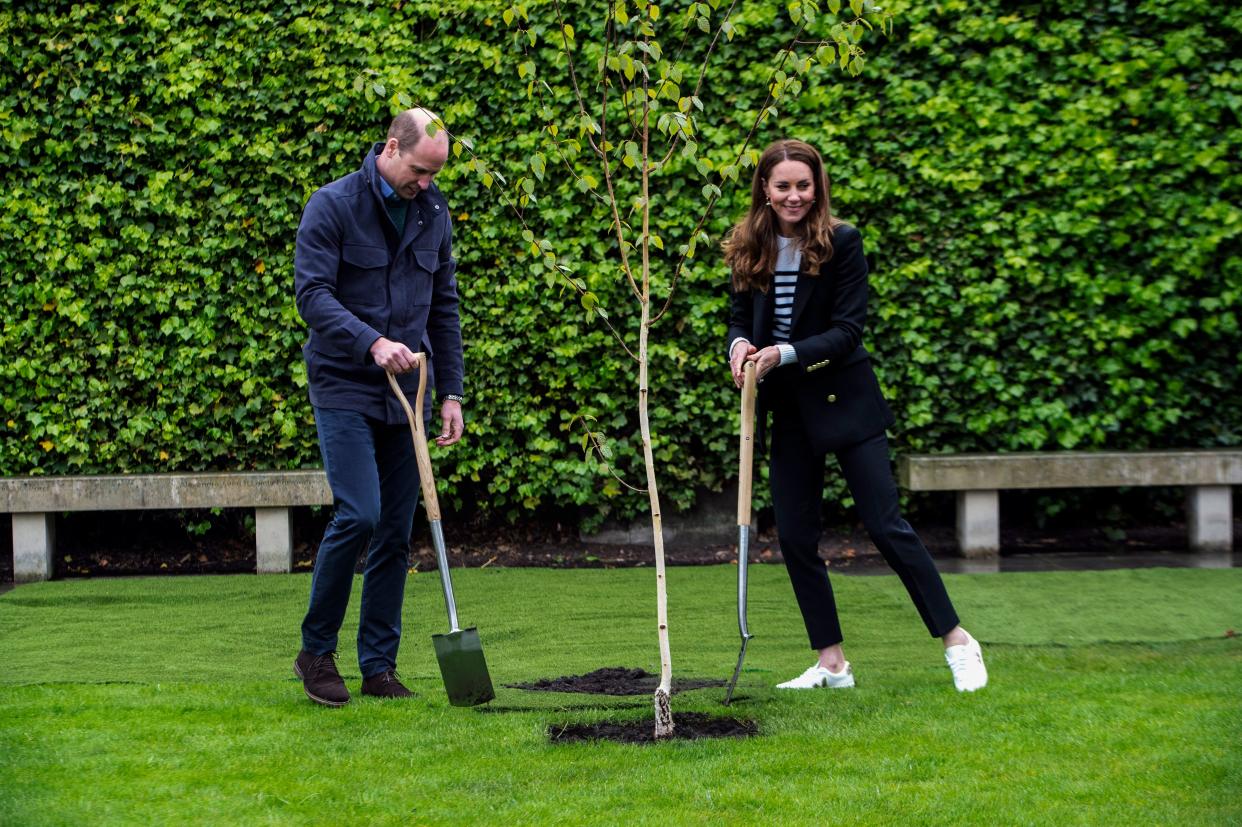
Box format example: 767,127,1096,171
776,662,855,689
945,632,988,692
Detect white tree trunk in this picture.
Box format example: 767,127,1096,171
637,109,674,740
640,305,674,739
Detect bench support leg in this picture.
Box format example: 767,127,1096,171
13,513,55,583
1187,486,1232,552
956,490,999,558
255,507,293,574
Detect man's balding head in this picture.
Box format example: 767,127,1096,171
387,108,448,153
376,108,450,199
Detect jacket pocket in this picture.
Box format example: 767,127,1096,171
799,359,892,453
406,248,440,305
338,244,388,306
414,248,440,272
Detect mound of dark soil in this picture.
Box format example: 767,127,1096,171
549,712,757,744
508,666,725,696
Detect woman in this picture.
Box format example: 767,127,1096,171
724,139,987,692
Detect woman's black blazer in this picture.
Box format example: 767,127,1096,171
726,223,895,454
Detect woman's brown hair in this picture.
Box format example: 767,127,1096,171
722,139,840,292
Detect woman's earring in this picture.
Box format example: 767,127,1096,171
764,198,771,206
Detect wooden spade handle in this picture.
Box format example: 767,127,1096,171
386,354,441,522
738,361,757,527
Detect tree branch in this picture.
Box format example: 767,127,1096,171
600,0,644,303
551,0,602,156
657,0,742,167
573,417,648,494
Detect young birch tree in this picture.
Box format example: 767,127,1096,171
427,0,890,739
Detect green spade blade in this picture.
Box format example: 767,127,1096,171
432,627,495,707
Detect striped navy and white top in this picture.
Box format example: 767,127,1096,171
771,236,802,344
729,235,802,368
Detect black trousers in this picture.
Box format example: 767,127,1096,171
770,410,960,650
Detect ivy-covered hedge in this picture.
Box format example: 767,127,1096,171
1,0,1238,529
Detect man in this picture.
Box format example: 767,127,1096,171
292,108,465,706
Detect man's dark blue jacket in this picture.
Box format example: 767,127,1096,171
294,143,464,425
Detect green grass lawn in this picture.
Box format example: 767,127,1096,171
1,564,1239,825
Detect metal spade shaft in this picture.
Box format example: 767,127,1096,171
388,359,494,707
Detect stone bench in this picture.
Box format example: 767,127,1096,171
897,450,1241,558
1,471,332,583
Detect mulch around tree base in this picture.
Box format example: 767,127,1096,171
508,666,726,696
549,712,758,744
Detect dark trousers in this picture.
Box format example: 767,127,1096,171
770,411,959,650
301,407,420,678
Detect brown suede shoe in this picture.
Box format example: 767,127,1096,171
294,650,350,707
360,669,413,699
